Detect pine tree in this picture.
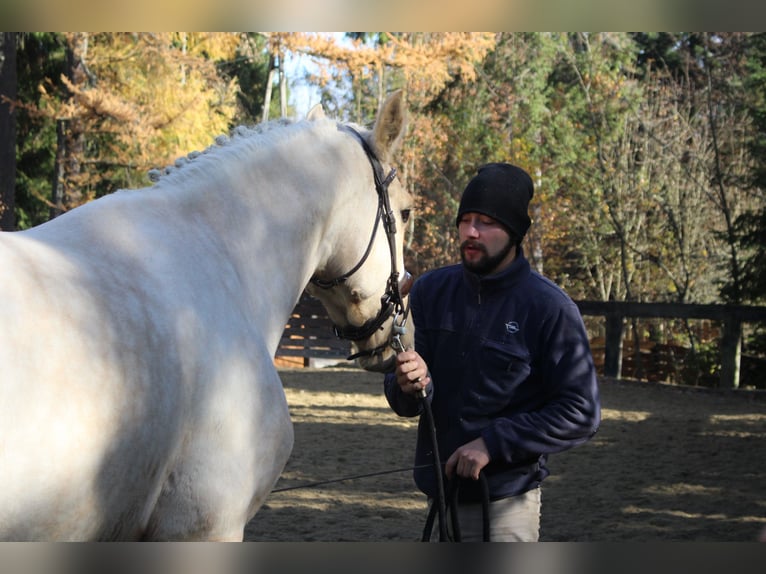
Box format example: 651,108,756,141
729,32,766,305
15,33,242,225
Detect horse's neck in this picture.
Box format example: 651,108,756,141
24,122,355,354
157,129,346,347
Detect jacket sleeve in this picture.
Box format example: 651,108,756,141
481,300,601,463
384,371,430,417
383,279,431,418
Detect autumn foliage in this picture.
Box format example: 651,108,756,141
5,32,766,315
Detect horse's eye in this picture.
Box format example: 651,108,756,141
401,209,411,223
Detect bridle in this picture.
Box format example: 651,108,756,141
309,124,411,360
309,126,466,540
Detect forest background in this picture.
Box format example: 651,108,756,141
1,32,766,384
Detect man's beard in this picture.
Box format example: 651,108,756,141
460,238,514,276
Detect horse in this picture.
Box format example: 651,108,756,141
0,91,414,540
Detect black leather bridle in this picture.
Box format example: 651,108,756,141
309,124,410,359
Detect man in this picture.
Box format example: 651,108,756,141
384,163,600,542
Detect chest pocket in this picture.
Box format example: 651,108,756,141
467,340,532,410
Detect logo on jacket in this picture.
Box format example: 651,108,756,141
505,321,520,334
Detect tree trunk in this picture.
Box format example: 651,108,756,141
50,118,67,219
278,48,287,118
0,32,17,231
262,53,275,122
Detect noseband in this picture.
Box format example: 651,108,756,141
309,124,409,358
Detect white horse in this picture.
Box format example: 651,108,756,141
0,91,414,540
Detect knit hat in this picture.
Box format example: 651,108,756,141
456,163,534,239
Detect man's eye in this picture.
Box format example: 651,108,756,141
401,209,411,223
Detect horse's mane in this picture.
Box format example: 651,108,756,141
146,117,301,186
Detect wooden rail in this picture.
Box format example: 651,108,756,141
575,301,766,388
277,293,350,365
276,295,766,388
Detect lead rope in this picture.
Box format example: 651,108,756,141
421,472,491,542
448,473,491,542
391,325,492,542
390,327,449,542
419,385,450,541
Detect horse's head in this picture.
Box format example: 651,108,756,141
305,91,415,373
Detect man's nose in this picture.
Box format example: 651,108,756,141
464,217,480,236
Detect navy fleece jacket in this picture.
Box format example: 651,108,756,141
384,251,601,502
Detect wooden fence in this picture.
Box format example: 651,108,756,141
576,301,766,389
276,292,350,367
276,294,766,389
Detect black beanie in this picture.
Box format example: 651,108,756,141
456,163,534,239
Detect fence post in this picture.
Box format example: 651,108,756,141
720,314,742,389
603,312,624,378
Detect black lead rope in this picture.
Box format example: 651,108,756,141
271,465,432,494
390,329,489,541
418,392,449,542
421,468,491,542
418,388,490,542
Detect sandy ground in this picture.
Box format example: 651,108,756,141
244,367,766,542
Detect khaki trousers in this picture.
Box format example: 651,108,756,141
429,486,541,542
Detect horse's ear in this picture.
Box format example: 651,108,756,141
371,90,406,162
307,103,326,121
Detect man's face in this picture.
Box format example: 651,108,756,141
458,212,516,275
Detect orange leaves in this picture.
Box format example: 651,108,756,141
272,33,495,107
36,33,241,197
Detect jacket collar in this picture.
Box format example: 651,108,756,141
462,246,531,296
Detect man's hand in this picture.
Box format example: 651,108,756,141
394,350,430,396
445,437,490,480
